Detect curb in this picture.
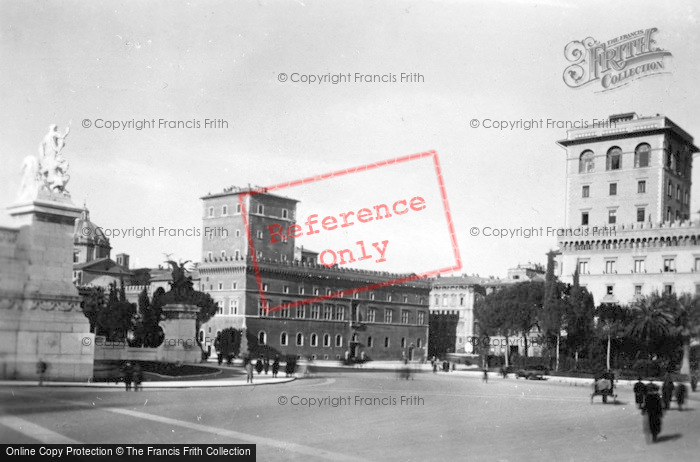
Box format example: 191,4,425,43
0,377,296,389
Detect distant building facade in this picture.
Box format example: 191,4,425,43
428,263,546,359
72,206,133,287
428,275,489,358
555,112,700,306
198,187,431,361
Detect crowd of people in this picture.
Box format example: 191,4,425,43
632,375,689,444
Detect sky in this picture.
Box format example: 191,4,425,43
1,0,699,278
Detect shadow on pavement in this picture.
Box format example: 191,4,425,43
655,433,682,443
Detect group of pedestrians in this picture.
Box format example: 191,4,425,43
244,355,282,383
120,361,143,391
633,375,689,444
430,356,453,373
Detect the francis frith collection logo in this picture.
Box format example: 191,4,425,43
563,28,672,92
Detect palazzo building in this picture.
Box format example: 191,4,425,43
198,187,431,361
428,263,545,359
555,112,700,305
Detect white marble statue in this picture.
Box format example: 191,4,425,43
18,124,72,200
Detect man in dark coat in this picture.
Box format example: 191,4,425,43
132,363,143,392
122,361,133,391
255,356,264,375
633,378,647,409
675,382,687,411
642,383,663,443
285,357,296,377
272,356,280,378
661,376,674,410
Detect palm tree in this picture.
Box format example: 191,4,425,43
675,294,700,376
627,292,675,359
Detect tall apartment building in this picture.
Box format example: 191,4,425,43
198,187,431,361
555,113,700,305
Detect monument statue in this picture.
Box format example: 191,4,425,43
18,124,72,200
166,259,193,287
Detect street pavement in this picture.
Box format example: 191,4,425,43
1,369,698,461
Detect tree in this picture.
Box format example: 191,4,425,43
215,328,240,363
627,292,675,360
508,281,543,358
595,303,627,371
78,286,105,333
564,269,595,364
132,288,164,347
474,281,543,364
540,251,566,370
96,282,136,341
672,293,700,375
474,289,511,366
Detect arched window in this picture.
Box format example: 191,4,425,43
352,333,359,342
323,334,331,347
335,334,343,347
579,150,594,173
634,143,650,168
296,332,304,346
280,332,288,346
310,333,318,347
606,147,621,170
258,331,267,345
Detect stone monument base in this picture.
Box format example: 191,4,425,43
159,303,200,364
0,193,94,382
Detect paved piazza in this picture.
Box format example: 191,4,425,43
1,372,698,461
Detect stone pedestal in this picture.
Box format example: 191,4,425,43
158,303,200,363
0,192,94,381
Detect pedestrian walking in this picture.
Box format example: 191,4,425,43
691,373,698,392
482,369,488,383
255,356,264,375
245,357,254,383
132,363,143,391
36,359,47,386
661,376,674,410
122,361,133,391
641,383,663,443
633,377,647,409
272,356,280,378
285,357,296,377
675,382,687,411
264,357,270,375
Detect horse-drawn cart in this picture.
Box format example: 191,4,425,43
590,377,617,404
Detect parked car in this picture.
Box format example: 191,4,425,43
515,366,548,380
